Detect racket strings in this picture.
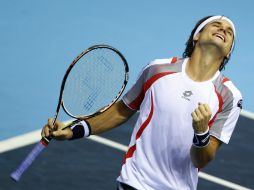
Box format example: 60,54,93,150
83,87,100,111
63,48,126,117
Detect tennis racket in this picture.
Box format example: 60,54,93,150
10,44,129,181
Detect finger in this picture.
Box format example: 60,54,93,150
42,125,50,137
48,118,56,130
52,129,70,140
199,104,212,120
41,127,45,137
55,120,64,130
194,108,203,120
198,104,207,115
191,111,199,121
203,104,212,115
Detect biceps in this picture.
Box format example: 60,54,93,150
116,100,136,119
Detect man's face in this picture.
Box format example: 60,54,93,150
194,19,234,57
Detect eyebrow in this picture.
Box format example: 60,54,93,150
211,21,234,33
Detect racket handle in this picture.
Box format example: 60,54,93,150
10,139,49,182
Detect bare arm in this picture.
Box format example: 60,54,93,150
87,100,136,135
41,100,136,140
190,136,222,168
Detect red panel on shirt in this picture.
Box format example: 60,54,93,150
209,85,223,128
129,72,175,110
123,92,154,164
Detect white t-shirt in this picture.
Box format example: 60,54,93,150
117,57,242,190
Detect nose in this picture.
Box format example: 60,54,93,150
218,27,226,35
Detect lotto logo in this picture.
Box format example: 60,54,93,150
183,91,193,97
182,90,193,101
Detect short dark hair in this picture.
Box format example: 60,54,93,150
182,16,233,71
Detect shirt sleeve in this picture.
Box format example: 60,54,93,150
122,65,149,111
209,81,243,144
122,57,178,110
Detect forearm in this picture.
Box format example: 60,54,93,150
42,101,135,141
190,144,214,168
190,136,221,168
86,100,135,135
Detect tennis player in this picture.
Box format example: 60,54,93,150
42,15,243,190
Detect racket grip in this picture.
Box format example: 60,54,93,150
10,139,48,182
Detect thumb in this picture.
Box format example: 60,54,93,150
54,120,64,130
52,128,72,140
52,130,64,137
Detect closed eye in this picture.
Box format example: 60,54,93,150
227,30,233,36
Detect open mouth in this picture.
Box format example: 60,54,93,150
214,33,225,42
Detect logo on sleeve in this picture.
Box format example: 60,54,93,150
237,99,243,109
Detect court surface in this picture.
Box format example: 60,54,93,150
1,1,254,189
0,112,253,190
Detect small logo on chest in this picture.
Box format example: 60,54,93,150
182,90,193,101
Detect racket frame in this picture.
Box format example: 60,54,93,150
44,44,128,142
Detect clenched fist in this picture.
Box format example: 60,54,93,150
191,103,212,134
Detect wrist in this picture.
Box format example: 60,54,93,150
192,128,210,148
68,120,91,140
194,127,209,135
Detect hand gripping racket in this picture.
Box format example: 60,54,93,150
10,44,129,181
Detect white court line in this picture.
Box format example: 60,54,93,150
0,130,251,190
240,109,254,120
0,130,41,153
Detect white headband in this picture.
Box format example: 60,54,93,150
193,15,236,54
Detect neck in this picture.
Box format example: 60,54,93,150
186,45,223,82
